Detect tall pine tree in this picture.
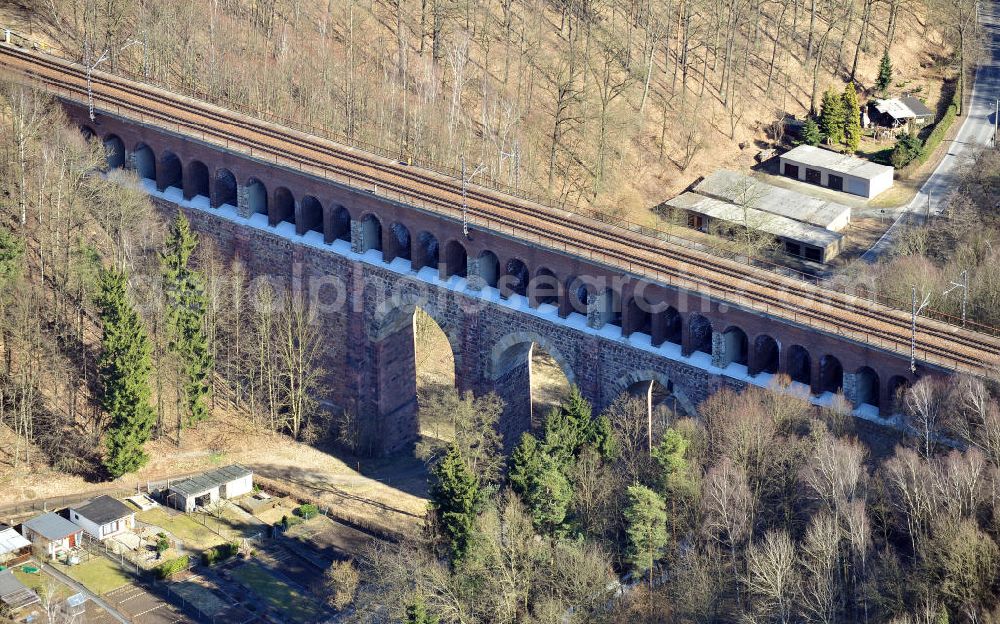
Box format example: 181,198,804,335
624,484,668,586
161,211,212,428
877,51,894,95
429,445,482,565
509,433,573,534
98,268,156,478
842,83,863,153
819,88,846,145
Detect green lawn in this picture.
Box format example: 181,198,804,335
13,567,72,601
137,508,227,550
230,561,325,624
60,557,130,595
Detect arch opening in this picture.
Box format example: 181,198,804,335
415,231,440,271
477,251,500,289
721,326,748,367
531,267,560,308
374,302,458,454
246,178,267,216
331,205,351,242
272,186,295,226
500,258,530,298
661,306,683,345
689,314,713,356
159,151,182,191
443,240,467,278
300,196,323,235
819,355,844,394
494,339,573,434
79,125,97,141
626,378,678,436
390,223,412,260
787,345,811,385
131,143,156,181
360,214,383,252
103,135,125,169
626,293,652,336
186,160,210,200
414,307,458,444
854,366,880,407
753,335,779,375
213,168,237,208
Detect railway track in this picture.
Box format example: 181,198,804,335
2,42,998,374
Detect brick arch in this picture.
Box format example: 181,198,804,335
272,186,295,227
530,266,560,307
500,256,530,298
489,331,576,386
184,159,210,200
368,291,463,454
370,291,461,361
213,168,238,208
131,142,156,180
158,150,182,191
611,369,697,416
102,134,126,169
442,239,467,278
388,222,412,261
357,212,383,252
750,333,780,375
414,231,440,271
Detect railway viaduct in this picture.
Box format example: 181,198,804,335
3,42,998,454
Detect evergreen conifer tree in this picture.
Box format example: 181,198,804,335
800,118,824,146
843,83,863,153
161,210,212,428
405,600,439,624
97,268,156,478
429,445,482,564
877,51,894,95
509,433,572,534
651,428,695,499
624,484,668,585
819,88,846,145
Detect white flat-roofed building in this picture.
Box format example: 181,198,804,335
665,192,843,263
779,145,894,198
167,464,254,512
694,170,853,232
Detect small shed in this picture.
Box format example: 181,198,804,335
779,145,894,199
694,170,853,232
870,96,934,128
664,192,843,263
69,496,136,541
20,513,84,560
0,570,40,613
167,465,254,512
0,526,32,567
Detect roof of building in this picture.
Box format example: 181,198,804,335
901,95,934,117
694,170,852,231
665,192,843,249
0,570,40,610
0,527,31,555
71,495,134,525
780,145,894,180
22,512,81,540
168,464,253,498
872,96,934,120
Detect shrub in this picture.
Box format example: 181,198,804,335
296,503,319,520
156,555,189,579
890,133,923,168
201,542,239,566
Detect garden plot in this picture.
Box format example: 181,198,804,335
137,507,229,551
56,557,130,595
227,559,328,624
283,514,377,564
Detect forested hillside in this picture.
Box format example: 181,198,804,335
10,0,953,218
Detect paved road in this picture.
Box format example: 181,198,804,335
863,0,1000,260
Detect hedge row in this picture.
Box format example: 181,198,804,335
899,81,962,172
155,555,189,579
202,542,239,566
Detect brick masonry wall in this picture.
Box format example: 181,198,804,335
66,103,943,455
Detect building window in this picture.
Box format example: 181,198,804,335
805,168,822,185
